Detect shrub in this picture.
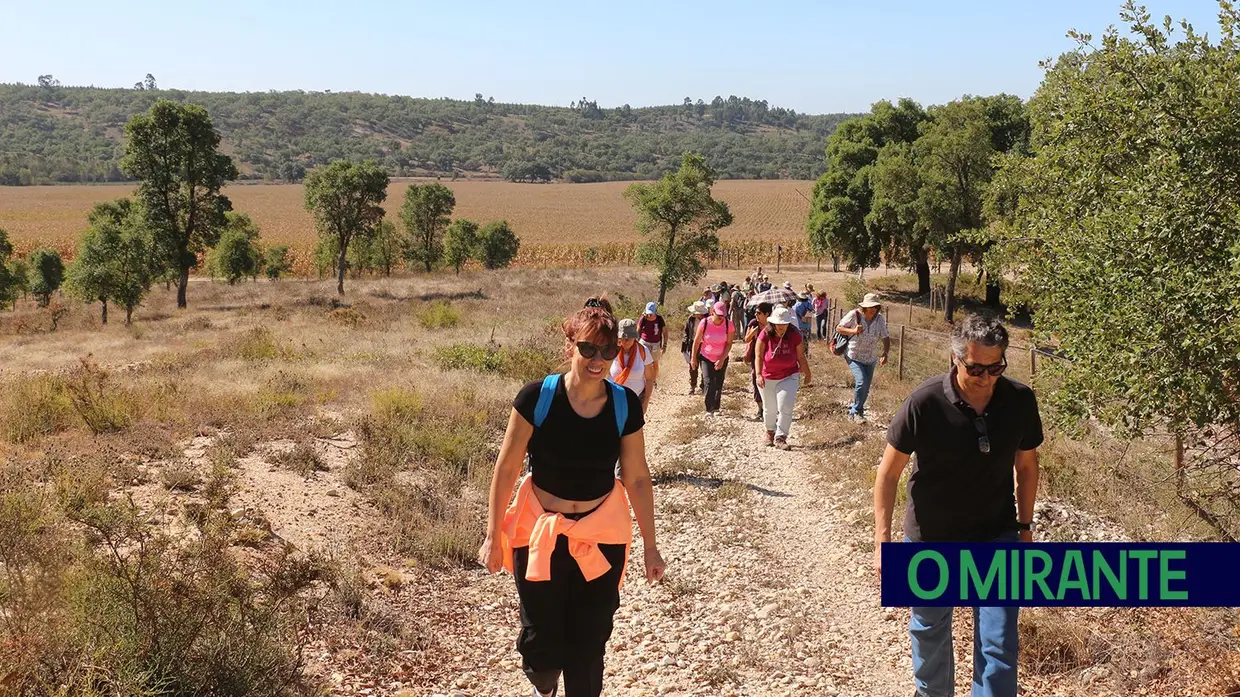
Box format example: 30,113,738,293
231,327,287,361
843,277,868,307
0,373,74,443
433,341,558,383
417,300,460,329
476,220,520,270
372,478,483,566
27,248,65,307
64,356,136,435
205,212,263,285
264,245,294,280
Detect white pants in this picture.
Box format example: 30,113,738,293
760,373,801,438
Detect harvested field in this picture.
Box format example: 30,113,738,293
0,179,816,271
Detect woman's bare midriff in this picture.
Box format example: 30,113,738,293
533,483,610,515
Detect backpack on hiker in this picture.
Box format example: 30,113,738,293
532,374,628,435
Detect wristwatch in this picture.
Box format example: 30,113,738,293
1015,521,1033,531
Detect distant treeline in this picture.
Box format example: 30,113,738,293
0,82,856,185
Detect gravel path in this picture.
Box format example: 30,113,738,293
428,357,913,697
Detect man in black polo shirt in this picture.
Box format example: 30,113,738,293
873,314,1042,697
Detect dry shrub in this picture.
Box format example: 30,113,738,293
1019,608,1114,676
417,300,461,329
230,327,289,361
327,306,366,327
0,474,330,696
349,386,501,488
0,373,74,443
64,357,137,435
433,341,558,383
272,441,328,477
372,476,483,567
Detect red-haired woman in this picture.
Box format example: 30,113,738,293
478,304,667,697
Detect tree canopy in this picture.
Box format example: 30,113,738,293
626,153,733,305
303,160,389,295
120,99,238,308
65,198,155,324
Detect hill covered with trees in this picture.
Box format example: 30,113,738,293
0,80,855,185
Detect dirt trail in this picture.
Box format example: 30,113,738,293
431,357,912,697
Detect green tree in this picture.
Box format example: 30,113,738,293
27,248,65,307
476,220,520,270
401,183,456,272
348,218,401,277
303,160,389,295
442,218,480,274
264,246,294,280
0,228,21,309
806,99,928,282
625,153,733,305
66,198,155,324
911,98,996,321
120,100,239,308
1004,2,1240,458
206,212,263,285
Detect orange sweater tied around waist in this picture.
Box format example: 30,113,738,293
501,475,633,588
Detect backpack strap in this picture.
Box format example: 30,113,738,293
607,380,628,437
533,374,559,428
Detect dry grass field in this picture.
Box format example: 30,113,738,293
0,179,816,271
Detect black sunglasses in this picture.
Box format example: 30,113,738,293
960,357,1008,378
972,416,991,454
576,341,619,361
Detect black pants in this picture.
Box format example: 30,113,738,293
700,355,729,413
688,359,700,394
816,313,829,339
513,533,626,697
750,364,762,404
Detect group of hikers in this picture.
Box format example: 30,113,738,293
478,273,1043,697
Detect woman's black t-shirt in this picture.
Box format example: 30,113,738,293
513,376,645,501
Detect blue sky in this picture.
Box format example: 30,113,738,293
1,0,1224,113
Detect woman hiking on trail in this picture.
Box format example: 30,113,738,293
756,306,812,449
681,301,709,395
742,302,774,421
478,304,666,697
611,318,655,413
691,300,735,417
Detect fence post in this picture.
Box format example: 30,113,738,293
908,299,913,324
776,245,782,274
898,325,906,381
1029,347,1037,376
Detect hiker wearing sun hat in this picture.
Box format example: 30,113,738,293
681,301,709,395
836,292,890,422
690,300,736,416
756,306,811,449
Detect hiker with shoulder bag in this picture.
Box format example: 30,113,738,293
835,293,890,423
742,302,774,422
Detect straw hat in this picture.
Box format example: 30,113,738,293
859,293,882,308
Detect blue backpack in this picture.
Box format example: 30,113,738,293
533,374,628,436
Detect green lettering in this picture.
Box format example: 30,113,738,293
1092,550,1127,600
909,550,950,600
962,550,1006,601
1159,550,1188,601
1130,550,1158,599
1023,550,1055,600
1010,549,1020,599
1056,550,1090,600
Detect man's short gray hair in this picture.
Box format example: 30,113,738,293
950,314,1009,360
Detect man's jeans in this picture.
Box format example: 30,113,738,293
846,359,877,417
907,531,1020,697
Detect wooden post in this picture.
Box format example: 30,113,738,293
776,245,782,274
908,299,913,324
898,325,906,381
1029,347,1037,376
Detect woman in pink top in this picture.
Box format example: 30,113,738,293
690,301,735,416
755,306,812,449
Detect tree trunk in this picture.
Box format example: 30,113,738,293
832,255,840,272
177,267,189,309
944,249,963,323
125,305,134,326
100,297,108,325
915,248,931,295
336,243,348,295
985,273,1002,307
